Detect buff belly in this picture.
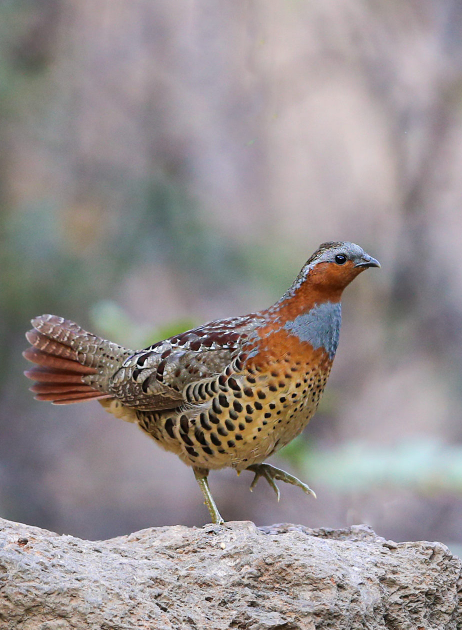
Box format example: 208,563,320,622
130,356,332,471
100,347,332,472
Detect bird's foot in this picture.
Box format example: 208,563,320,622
194,468,225,525
246,463,316,502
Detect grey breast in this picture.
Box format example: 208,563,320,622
283,302,342,359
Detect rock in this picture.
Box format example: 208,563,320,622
0,517,460,629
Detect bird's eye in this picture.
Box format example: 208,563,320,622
335,254,347,265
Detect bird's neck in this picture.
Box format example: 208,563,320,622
272,276,344,321
261,278,343,361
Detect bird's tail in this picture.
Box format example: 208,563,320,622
24,314,133,405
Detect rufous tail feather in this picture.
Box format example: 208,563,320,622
23,314,133,405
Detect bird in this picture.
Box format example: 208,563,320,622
23,241,380,524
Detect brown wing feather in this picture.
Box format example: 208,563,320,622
108,314,264,411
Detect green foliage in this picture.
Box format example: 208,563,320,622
90,300,196,350
276,435,313,470
291,438,462,494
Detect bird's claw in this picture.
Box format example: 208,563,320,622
249,467,281,501
246,463,316,501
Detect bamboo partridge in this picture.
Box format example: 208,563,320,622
24,241,380,524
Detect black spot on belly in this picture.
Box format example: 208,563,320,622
218,394,229,408
164,418,175,439
181,432,194,446
180,415,189,433
186,446,198,457
225,419,235,432
195,428,207,445
202,446,214,455
228,377,240,391
210,433,221,446
217,426,228,437
208,411,220,424
233,400,243,413
200,413,211,431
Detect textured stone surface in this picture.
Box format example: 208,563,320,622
0,517,460,629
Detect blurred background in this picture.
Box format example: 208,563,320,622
1,0,462,554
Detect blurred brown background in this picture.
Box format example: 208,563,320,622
1,0,462,553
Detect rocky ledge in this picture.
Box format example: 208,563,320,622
0,517,461,629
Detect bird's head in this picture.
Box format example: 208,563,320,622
303,241,380,292
285,242,380,305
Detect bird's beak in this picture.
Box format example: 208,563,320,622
355,254,381,269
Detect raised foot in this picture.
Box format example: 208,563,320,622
246,463,317,502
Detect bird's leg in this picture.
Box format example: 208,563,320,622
193,468,224,525
246,463,317,501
